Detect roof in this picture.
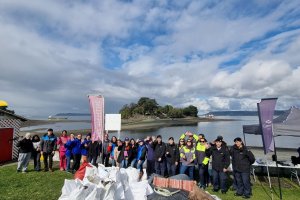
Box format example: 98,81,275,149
0,109,27,121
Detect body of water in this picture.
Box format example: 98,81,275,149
21,116,299,149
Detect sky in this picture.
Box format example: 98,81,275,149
1,0,300,117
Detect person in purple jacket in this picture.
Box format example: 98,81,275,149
145,136,156,178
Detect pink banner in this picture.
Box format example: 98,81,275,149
88,95,104,141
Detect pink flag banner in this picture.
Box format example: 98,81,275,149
88,95,104,141
257,98,277,154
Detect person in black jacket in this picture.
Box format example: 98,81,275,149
118,137,132,168
230,137,255,199
88,140,101,167
165,137,179,176
207,137,230,194
16,133,33,173
154,135,166,176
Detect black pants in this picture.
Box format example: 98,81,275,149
102,153,110,167
89,155,98,167
43,152,53,170
32,151,41,171
72,154,82,171
146,159,155,178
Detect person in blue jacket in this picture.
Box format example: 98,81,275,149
71,134,82,173
81,133,91,163
64,133,75,173
136,139,147,171
110,136,117,166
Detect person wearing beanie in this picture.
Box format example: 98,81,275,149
230,137,255,199
145,136,156,178
57,130,69,171
154,135,166,176
16,133,33,173
118,137,132,168
40,128,57,172
166,137,179,176
32,135,41,171
207,137,230,194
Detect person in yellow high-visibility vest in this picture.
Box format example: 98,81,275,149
179,139,196,179
195,137,210,189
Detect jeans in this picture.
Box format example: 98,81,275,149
198,164,209,187
155,160,166,176
66,156,71,171
17,152,31,172
130,158,137,168
137,160,145,171
43,152,54,170
212,169,228,192
89,155,98,167
32,151,41,171
146,160,155,178
235,171,251,196
180,165,194,179
166,162,177,177
121,159,129,168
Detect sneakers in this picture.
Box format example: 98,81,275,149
213,188,219,192
17,170,21,173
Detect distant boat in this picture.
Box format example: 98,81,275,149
48,115,68,120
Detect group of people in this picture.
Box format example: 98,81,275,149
16,129,255,199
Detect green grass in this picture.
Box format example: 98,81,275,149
0,162,299,200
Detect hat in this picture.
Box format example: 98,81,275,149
138,139,144,143
217,135,223,140
157,135,162,139
198,133,205,138
234,137,242,142
186,139,192,143
168,137,174,141
47,128,53,132
125,137,129,141
215,137,223,142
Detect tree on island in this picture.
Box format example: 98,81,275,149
119,97,198,119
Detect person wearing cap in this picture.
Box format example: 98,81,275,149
40,128,57,172
145,136,156,178
230,137,255,199
154,135,166,176
57,130,69,171
166,137,180,176
81,133,92,163
16,133,33,173
195,137,210,189
179,138,196,179
136,139,147,171
207,137,230,194
118,137,132,168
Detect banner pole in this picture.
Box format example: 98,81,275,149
273,133,282,199
265,155,273,200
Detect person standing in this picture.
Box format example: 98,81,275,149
118,137,132,168
136,139,147,171
130,138,138,168
230,137,255,199
16,133,33,173
64,133,75,173
81,133,91,163
154,135,166,176
32,135,41,171
208,137,230,194
195,137,210,189
102,134,110,167
57,130,69,171
145,136,155,178
179,139,196,179
88,139,101,167
110,136,118,166
71,134,82,173
40,129,57,172
165,137,179,176
114,139,123,167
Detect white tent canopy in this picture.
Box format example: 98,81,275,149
243,107,300,137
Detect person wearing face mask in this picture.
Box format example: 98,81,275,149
16,133,33,173
230,137,255,199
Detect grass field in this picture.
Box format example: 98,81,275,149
0,162,299,200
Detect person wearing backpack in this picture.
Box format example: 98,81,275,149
230,137,255,199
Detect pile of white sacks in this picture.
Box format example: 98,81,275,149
59,164,153,200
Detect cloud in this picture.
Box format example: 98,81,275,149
1,0,300,117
